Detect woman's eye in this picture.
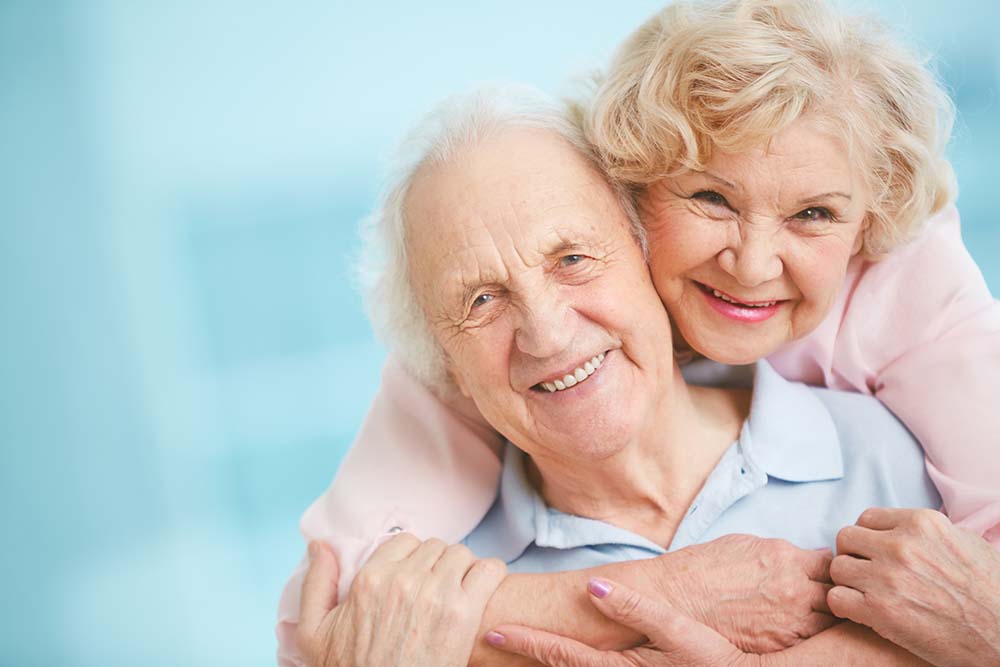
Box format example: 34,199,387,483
794,207,834,223
692,190,731,208
471,293,494,308
559,254,585,267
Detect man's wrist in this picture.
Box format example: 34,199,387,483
644,551,702,621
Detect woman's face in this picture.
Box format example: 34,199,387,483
406,128,676,464
642,117,870,364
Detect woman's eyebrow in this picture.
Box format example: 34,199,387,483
795,192,852,205
700,171,739,190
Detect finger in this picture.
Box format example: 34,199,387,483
855,507,908,531
585,578,742,659
798,611,837,639
463,557,507,600
433,542,477,577
829,554,873,590
803,547,834,582
809,581,834,614
827,585,874,627
403,538,449,572
298,541,341,636
836,525,887,559
364,532,421,566
485,624,622,667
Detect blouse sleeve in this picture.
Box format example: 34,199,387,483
275,358,503,666
769,205,1000,546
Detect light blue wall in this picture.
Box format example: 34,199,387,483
1,1,996,665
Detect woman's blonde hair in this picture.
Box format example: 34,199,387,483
585,0,956,256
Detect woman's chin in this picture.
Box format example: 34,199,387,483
688,330,783,365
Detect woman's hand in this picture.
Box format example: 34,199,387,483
484,577,763,667
297,534,507,667
830,507,1000,667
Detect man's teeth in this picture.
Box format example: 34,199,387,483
711,289,777,308
541,353,605,393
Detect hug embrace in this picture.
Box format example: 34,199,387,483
278,1,1000,665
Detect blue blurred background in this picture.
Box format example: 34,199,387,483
1,1,996,665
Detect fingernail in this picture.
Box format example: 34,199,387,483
484,631,505,647
588,578,613,598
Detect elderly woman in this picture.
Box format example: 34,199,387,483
297,88,950,666
278,0,1000,665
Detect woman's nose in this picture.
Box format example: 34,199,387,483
717,228,783,287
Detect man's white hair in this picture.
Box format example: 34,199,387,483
357,84,645,395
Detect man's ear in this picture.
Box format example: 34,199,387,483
447,365,472,399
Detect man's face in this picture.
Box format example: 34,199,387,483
405,128,675,462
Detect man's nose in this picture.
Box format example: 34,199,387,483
513,291,575,359
716,225,783,287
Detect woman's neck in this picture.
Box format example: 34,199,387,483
526,368,750,548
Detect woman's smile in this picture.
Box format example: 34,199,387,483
694,281,787,324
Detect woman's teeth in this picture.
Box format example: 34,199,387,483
712,289,777,308
541,353,605,393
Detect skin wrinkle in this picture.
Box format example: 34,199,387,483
404,127,747,548
641,116,869,365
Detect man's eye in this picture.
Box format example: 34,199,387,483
692,190,731,208
471,293,494,308
794,207,834,223
559,254,585,267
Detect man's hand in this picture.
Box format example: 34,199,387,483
653,534,835,652
830,507,1000,667
485,577,767,667
297,535,506,667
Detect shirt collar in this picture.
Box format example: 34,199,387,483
464,444,664,560
465,360,844,560
464,443,541,563
740,360,844,482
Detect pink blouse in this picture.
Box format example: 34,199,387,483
275,204,1000,666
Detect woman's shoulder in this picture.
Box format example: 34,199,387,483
847,204,992,338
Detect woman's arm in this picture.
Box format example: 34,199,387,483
486,577,931,667
296,536,506,667
276,358,504,666
830,507,1000,666
469,535,835,666
768,204,1000,545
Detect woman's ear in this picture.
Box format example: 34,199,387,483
852,214,869,256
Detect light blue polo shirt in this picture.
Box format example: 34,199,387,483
463,361,940,571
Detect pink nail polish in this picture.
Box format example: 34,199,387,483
484,631,505,647
588,579,613,598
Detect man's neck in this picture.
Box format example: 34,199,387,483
525,370,751,548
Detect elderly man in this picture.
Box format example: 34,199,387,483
285,85,969,667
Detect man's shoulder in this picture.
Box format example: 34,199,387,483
809,387,915,444
808,387,927,476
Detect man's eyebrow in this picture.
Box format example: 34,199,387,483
453,269,505,311
546,239,586,257
543,234,606,258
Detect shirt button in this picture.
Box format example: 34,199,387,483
387,526,404,534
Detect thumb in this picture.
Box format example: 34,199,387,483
586,578,744,660
298,540,341,636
